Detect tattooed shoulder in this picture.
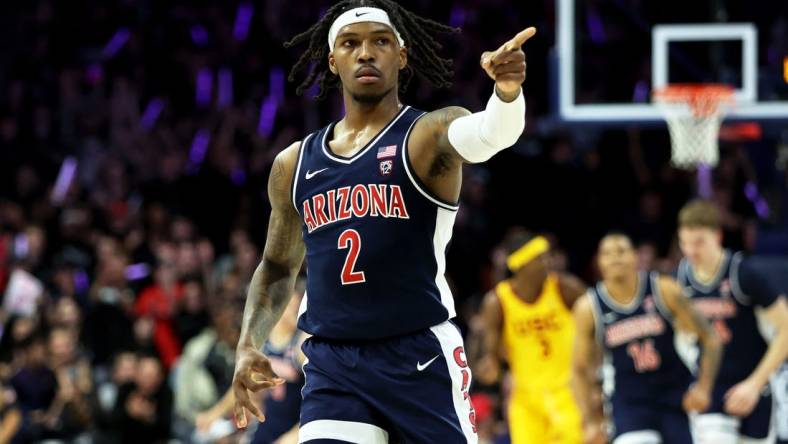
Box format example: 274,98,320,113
419,106,470,177
268,141,301,208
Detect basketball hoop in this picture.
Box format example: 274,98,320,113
653,84,735,169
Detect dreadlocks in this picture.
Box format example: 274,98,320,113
283,0,459,100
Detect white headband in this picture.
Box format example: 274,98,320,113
327,7,405,50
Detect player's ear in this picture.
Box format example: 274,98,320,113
328,51,338,75
399,46,408,70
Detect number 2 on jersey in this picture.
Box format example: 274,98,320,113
338,229,366,285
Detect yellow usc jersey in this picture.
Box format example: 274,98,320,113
496,273,576,391
496,273,582,444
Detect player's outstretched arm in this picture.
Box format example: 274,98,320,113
410,27,534,171
571,294,607,444
232,142,305,429
658,275,722,413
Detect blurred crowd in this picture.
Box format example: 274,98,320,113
1,0,786,443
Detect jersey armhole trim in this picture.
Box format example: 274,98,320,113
650,271,674,321
677,259,688,285
730,251,752,306
587,290,605,346
402,112,461,211
291,133,313,212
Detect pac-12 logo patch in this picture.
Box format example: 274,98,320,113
379,160,393,176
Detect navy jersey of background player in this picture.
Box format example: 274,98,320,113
292,106,459,339
677,250,779,388
589,271,693,406
251,335,304,444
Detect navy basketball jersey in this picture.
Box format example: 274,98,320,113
262,333,303,381
255,335,303,443
292,106,459,340
589,271,693,404
677,250,770,387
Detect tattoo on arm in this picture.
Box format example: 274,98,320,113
427,106,471,177
428,152,454,177
238,153,305,352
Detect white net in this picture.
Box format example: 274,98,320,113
653,85,733,170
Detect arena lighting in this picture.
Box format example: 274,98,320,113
140,98,164,131
233,2,254,41
449,5,467,28
231,168,247,186
196,68,213,107
73,270,89,294
85,63,103,85
257,95,278,137
187,129,211,172
125,263,151,281
697,165,712,199
51,157,78,205
191,24,209,46
102,27,130,59
744,182,770,219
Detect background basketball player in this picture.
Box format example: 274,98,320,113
677,200,788,444
476,230,586,443
230,1,533,442
573,233,722,444
195,291,305,443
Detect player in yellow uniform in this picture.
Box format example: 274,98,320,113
476,231,586,444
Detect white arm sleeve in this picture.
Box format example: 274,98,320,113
447,87,525,163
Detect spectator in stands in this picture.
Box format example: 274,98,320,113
134,260,185,369
110,354,172,444
173,298,240,439
91,351,137,443
174,277,210,346
43,327,93,441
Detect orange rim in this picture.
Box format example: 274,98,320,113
653,84,735,117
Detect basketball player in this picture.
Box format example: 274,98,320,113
476,231,586,444
231,1,533,441
573,233,722,444
195,292,306,443
677,200,788,444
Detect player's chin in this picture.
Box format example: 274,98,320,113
603,264,628,277
350,86,393,104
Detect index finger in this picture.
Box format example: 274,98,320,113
504,27,537,51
